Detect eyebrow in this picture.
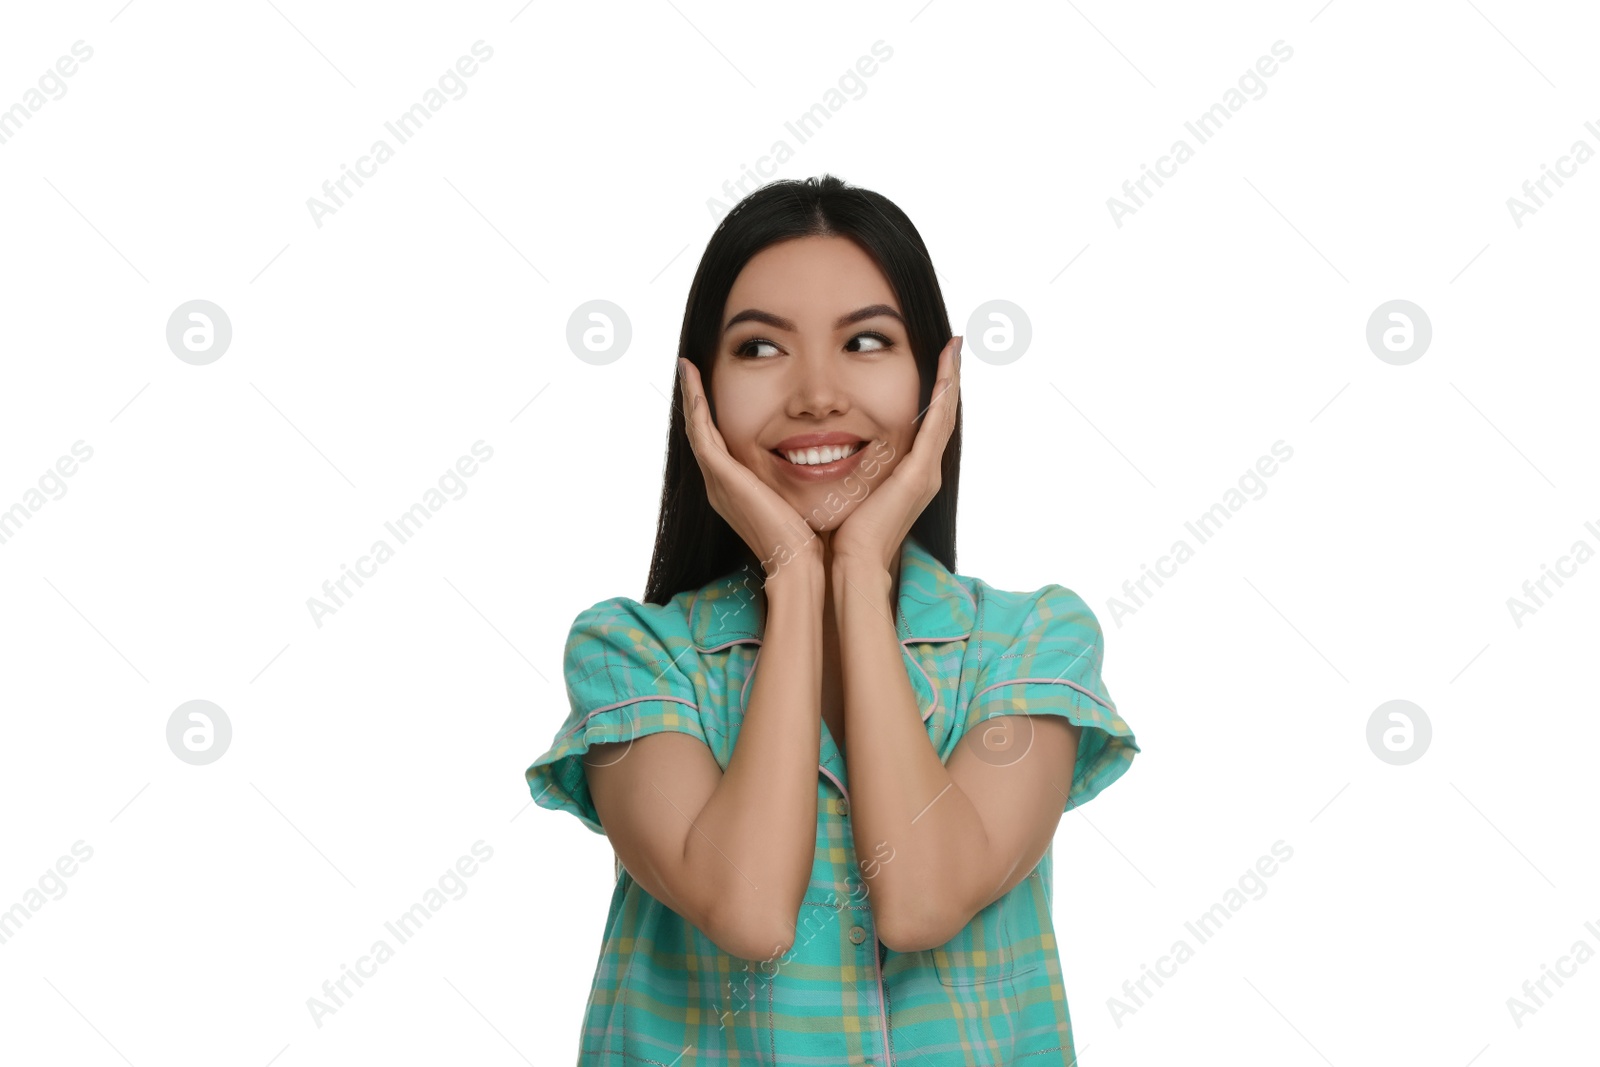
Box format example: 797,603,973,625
722,303,905,334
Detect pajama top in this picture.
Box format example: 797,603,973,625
526,533,1139,1065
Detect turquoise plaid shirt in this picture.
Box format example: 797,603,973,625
527,533,1139,1064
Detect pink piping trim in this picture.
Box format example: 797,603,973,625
971,675,1116,714
895,600,974,725
557,693,698,740
900,640,940,723
686,578,764,653
697,635,761,653
872,943,892,1063
740,644,762,709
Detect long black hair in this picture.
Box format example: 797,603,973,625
642,173,961,606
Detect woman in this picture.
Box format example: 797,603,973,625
526,173,1139,1064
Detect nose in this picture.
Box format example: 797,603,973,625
787,349,848,419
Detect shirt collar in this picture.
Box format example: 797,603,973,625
688,533,977,651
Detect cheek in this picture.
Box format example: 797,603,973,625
866,368,922,466
709,381,766,461
887,404,922,467
879,442,911,479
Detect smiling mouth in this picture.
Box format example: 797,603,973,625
770,441,868,467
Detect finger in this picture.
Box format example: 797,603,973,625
911,340,956,430
935,336,960,402
915,336,961,452
679,359,710,458
678,358,694,426
679,359,705,446
940,334,953,435
681,360,734,468
930,335,959,436
898,353,957,484
694,371,731,454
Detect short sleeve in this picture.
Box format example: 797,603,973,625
525,596,708,835
966,584,1139,810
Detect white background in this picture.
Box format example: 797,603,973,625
1,1,1596,1064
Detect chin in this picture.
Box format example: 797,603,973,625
800,497,859,533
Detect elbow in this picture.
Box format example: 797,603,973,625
702,895,796,963
874,900,959,954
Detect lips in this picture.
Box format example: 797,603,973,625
768,439,871,481
772,440,867,465
769,432,868,452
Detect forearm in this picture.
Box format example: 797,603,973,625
687,556,825,956
832,558,993,952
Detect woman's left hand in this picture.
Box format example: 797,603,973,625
830,334,962,574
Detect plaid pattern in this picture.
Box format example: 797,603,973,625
526,534,1139,1064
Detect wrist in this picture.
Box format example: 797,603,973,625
830,555,892,601
762,542,825,595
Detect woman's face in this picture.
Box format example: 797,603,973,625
710,235,922,533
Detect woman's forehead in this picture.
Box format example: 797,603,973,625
725,242,900,327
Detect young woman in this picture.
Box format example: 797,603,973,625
526,174,1139,1064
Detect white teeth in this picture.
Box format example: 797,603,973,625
782,442,863,466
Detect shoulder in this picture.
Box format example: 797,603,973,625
562,590,708,690
963,575,1104,654
566,592,697,646
960,574,1114,712
954,571,1137,808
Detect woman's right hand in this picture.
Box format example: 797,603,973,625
678,357,822,579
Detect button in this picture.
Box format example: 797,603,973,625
838,798,849,816
848,925,867,944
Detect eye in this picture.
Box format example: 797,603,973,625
847,331,894,353
733,337,781,360
731,330,897,360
